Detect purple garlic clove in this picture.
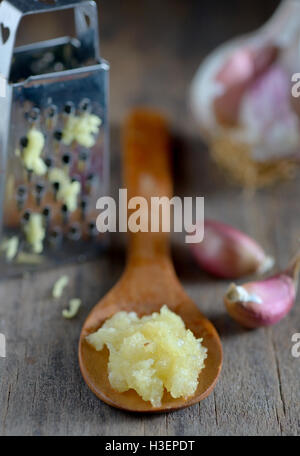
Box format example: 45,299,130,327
224,252,300,328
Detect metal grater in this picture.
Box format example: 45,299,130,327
0,0,109,276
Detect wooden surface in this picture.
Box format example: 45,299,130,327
2,0,300,436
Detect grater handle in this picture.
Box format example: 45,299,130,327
0,0,100,79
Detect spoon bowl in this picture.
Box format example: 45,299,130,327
79,110,222,412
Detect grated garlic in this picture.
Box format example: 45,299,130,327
62,298,81,319
48,167,81,212
62,113,102,148
48,167,68,186
57,179,81,213
87,305,207,407
52,275,69,299
0,236,19,261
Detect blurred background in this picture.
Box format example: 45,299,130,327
15,0,281,127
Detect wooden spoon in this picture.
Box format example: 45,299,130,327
79,109,223,413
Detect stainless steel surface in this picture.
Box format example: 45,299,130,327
0,0,109,276
0,0,100,78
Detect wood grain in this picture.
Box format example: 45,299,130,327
2,0,299,436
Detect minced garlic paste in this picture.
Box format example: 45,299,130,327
86,305,207,407
21,128,47,176
24,213,45,254
48,167,81,212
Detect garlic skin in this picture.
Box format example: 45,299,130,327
190,41,278,133
224,250,300,328
190,220,274,279
213,45,278,127
225,275,296,329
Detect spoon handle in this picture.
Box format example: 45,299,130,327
123,109,173,265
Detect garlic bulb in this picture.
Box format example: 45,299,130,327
189,220,274,279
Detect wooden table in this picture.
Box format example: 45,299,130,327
1,0,300,436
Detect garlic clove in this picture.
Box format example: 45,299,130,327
225,277,295,328
189,220,274,279
224,252,300,328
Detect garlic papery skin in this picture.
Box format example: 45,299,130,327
226,283,263,305
190,40,278,133
224,275,296,329
189,220,274,279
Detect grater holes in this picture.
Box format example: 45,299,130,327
64,102,75,115
35,183,45,194
78,150,90,173
49,227,63,247
53,129,63,142
52,181,60,201
68,223,81,241
21,210,31,224
11,98,104,254
62,153,72,166
80,196,89,221
46,104,58,119
42,206,51,222
25,107,40,124
79,98,91,114
80,196,88,211
79,150,89,162
17,185,27,198
71,174,80,184
26,169,34,183
16,185,28,211
45,156,53,169
45,104,58,129
88,221,97,238
85,172,95,194
61,203,69,225
84,14,91,28
20,136,28,148
34,183,46,206
0,22,10,45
